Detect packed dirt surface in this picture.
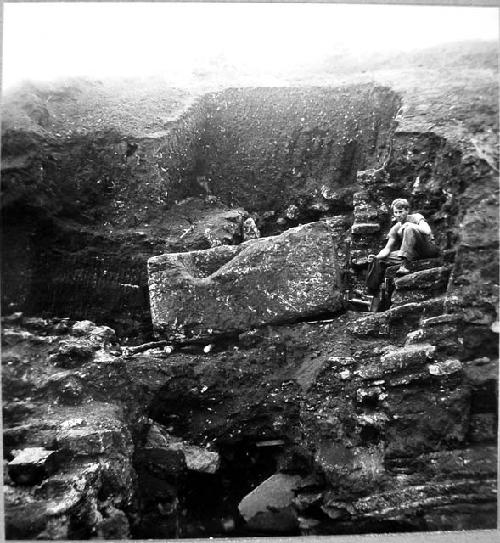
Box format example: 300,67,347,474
1,41,498,539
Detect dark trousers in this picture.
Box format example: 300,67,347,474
399,224,439,261
366,256,402,294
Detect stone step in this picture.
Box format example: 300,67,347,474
380,343,437,371
385,258,444,279
420,313,462,328
348,240,377,254
391,288,446,306
352,191,371,206
405,317,460,347
2,329,36,346
394,266,450,291
356,168,389,188
351,222,380,235
347,473,496,523
355,343,436,379
350,296,448,339
353,206,379,222
391,267,450,306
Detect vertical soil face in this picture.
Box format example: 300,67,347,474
1,84,401,340
197,86,400,211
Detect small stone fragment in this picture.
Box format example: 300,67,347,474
2,330,34,346
428,359,463,376
89,325,116,344
8,447,60,485
52,338,97,367
243,217,260,240
2,312,23,324
22,317,49,331
71,320,96,336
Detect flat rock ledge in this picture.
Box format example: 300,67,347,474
148,221,344,341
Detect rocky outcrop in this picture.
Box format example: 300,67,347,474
2,319,136,539
2,274,498,538
148,221,344,341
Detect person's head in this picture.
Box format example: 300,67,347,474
391,198,410,222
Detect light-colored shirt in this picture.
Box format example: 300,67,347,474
388,213,434,247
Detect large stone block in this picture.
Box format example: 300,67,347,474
148,222,343,340
145,423,220,474
238,473,315,533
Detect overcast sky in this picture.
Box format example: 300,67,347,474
2,2,498,89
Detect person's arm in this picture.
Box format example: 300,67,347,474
401,218,431,235
376,234,397,259
368,231,397,261
416,219,431,235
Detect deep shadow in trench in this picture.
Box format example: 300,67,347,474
181,440,285,537
132,435,295,538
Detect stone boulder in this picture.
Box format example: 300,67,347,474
148,221,343,340
202,209,247,247
8,447,60,485
51,338,98,367
145,422,220,474
238,473,313,533
314,442,385,487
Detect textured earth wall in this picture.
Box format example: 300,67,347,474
1,84,401,337
198,86,401,212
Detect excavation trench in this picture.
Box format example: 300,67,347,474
3,81,496,539
133,437,289,538
1,84,401,342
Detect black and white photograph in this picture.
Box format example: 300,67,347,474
1,1,498,540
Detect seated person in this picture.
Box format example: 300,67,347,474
366,198,439,295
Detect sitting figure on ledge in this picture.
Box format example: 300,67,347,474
366,198,439,302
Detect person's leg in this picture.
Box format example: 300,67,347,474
366,258,386,293
416,236,440,259
399,223,421,261
401,223,439,260
397,224,439,274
